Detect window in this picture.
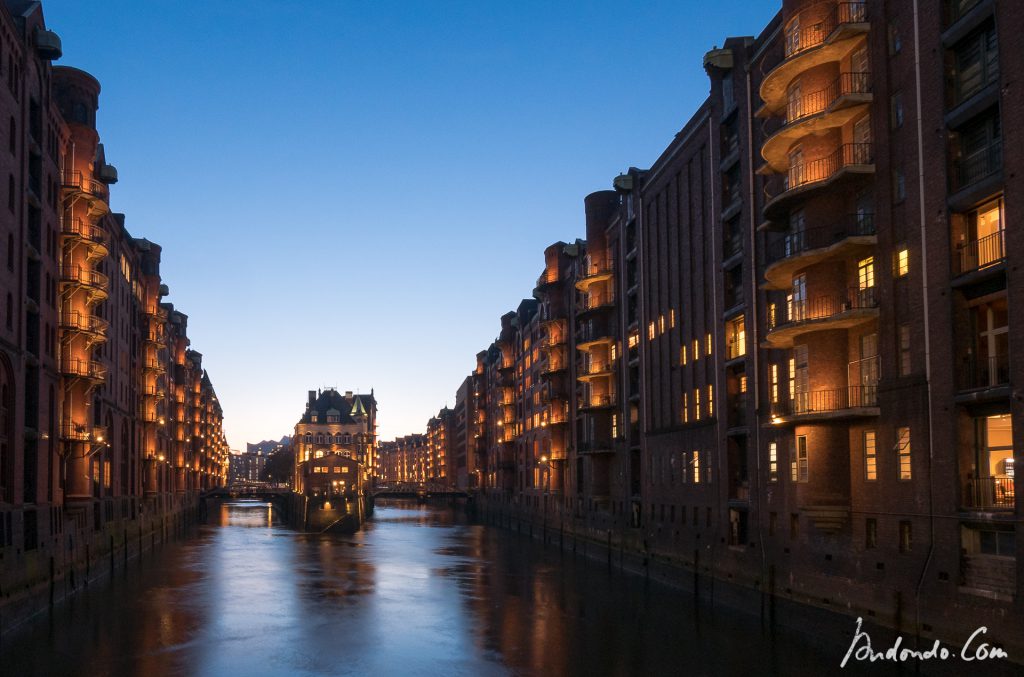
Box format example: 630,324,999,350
958,198,1005,273
707,385,713,417
953,110,1001,190
899,521,912,553
864,431,877,480
680,344,687,366
681,392,688,423
897,427,912,480
890,93,904,129
726,316,745,359
894,248,909,277
899,325,911,375
770,364,779,404
888,23,902,55
768,442,778,482
950,22,998,105
866,518,878,549
893,168,906,202
858,257,875,290
796,436,808,482
694,388,701,421
692,451,701,484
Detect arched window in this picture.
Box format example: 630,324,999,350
304,432,312,443
344,433,352,444
335,433,343,444
316,433,324,444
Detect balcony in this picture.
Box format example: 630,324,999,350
579,393,617,411
952,141,1002,195
765,287,878,348
60,421,91,442
536,271,560,291
963,477,1015,511
760,2,869,113
59,264,109,302
61,170,110,213
59,309,108,342
578,439,615,454
575,264,613,292
577,360,613,382
576,322,614,352
770,384,878,423
60,357,106,382
576,292,615,317
954,229,1004,277
958,354,1010,393
761,73,873,171
61,218,108,259
144,329,166,346
143,358,167,374
764,144,874,220
764,215,876,289
541,351,569,376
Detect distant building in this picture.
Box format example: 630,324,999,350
292,389,377,497
228,448,272,484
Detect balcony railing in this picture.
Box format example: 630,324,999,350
60,264,109,292
61,357,106,381
772,384,878,417
784,143,873,192
61,218,107,248
959,353,1010,391
579,360,613,377
768,287,877,331
767,215,875,264
963,476,1015,510
578,439,615,453
954,229,1005,275
581,393,617,409
783,2,868,58
61,170,108,202
59,309,109,336
786,72,872,123
953,142,1002,192
60,422,91,442
577,292,615,314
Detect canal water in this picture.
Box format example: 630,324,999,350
0,500,1012,676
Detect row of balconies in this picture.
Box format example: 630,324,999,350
765,286,877,348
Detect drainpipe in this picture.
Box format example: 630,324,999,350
911,0,937,640
709,111,723,606
746,62,769,601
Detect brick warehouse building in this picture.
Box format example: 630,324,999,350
423,0,1023,655
0,0,228,632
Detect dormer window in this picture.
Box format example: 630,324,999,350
327,414,339,423
310,414,318,423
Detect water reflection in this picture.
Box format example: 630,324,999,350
0,500,1009,676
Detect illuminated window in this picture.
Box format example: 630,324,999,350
693,339,700,360
315,450,324,459
692,451,701,484
770,364,780,403
680,345,687,365
707,384,713,417
768,302,777,328
897,427,912,480
864,430,877,481
628,332,639,349
681,393,688,423
610,342,618,361
694,388,701,421
768,442,778,482
858,256,875,289
894,248,909,277
342,466,349,474
670,309,676,328
659,314,665,333
796,436,808,482
706,333,713,355
726,316,745,359
648,322,655,340
739,375,747,393
333,466,342,473
611,413,618,438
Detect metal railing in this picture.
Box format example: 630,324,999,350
784,2,868,58
59,309,109,335
60,357,106,381
768,286,877,331
954,229,1005,275
581,393,617,409
61,218,107,247
61,170,108,201
963,476,1015,510
786,72,872,123
59,264,109,291
772,384,878,417
783,143,873,193
60,421,91,441
577,292,615,314
953,141,1002,192
578,439,615,453
959,353,1010,390
767,215,875,264
580,360,613,376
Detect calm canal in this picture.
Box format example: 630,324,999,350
0,500,1007,676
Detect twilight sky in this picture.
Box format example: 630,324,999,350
43,0,777,449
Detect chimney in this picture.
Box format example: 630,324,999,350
308,390,316,407
345,391,353,398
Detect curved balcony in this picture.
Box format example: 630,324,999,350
579,393,617,411
142,358,167,374
760,2,869,113
763,143,874,221
770,384,878,423
765,287,877,348
60,422,92,442
576,292,615,318
59,309,109,342
577,360,614,383
60,357,106,382
144,329,166,346
59,264,109,302
763,215,876,289
575,264,613,292
576,322,614,352
761,73,872,172
61,217,109,259
61,170,110,215
541,351,568,376
536,271,561,291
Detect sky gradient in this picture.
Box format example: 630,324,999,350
42,0,778,448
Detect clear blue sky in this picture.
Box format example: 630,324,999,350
42,0,777,449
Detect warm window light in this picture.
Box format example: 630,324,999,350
894,248,909,277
